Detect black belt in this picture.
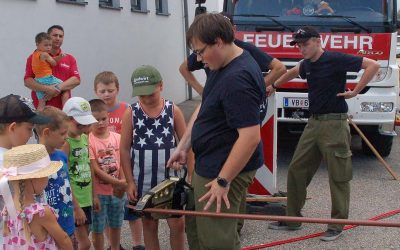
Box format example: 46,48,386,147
311,113,348,120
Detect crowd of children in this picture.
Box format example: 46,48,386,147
0,64,187,249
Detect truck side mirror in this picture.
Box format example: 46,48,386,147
195,6,207,16
195,0,206,16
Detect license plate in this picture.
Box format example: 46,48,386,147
283,97,309,108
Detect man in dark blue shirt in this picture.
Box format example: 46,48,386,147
267,26,379,241
179,12,286,96
179,12,285,238
168,13,266,250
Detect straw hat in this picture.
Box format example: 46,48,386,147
1,144,62,181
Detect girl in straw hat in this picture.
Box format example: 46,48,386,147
0,144,73,249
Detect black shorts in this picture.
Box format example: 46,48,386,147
75,206,92,226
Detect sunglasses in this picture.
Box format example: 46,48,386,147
293,29,308,39
292,29,319,40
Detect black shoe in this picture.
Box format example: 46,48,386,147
320,229,343,241
133,245,145,250
268,221,302,231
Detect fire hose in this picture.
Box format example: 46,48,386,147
127,204,400,248
134,207,400,228
242,209,400,249
129,128,400,247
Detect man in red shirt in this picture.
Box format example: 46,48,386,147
24,25,80,109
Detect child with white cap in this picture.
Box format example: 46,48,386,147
62,97,99,250
0,144,73,249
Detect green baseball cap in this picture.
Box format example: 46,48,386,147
131,65,162,97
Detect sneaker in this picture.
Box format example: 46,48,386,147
268,221,302,231
320,229,343,241
107,245,126,250
133,246,145,250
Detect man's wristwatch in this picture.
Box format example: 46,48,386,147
54,84,62,92
216,177,230,188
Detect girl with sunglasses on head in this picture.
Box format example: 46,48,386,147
1,144,73,249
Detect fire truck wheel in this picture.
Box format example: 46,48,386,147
361,133,393,157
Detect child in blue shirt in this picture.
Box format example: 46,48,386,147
35,106,77,247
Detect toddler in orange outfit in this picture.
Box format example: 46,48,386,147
31,32,67,110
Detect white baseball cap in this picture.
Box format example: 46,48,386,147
62,97,97,125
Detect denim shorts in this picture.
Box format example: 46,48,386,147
92,195,125,233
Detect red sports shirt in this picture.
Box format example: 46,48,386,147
24,50,80,109
108,102,130,134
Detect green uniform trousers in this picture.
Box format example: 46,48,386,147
186,170,256,250
286,114,352,231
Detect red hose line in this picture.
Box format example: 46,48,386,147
242,209,400,249
143,208,400,227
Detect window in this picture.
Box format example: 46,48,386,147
131,0,149,13
155,0,170,16
99,0,112,6
232,0,389,32
56,0,88,5
99,0,122,10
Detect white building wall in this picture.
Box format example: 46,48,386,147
0,0,220,104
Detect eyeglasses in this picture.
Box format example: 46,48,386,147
193,44,208,57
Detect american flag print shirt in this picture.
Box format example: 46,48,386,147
131,99,176,198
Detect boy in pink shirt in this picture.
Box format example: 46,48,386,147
88,99,127,250
94,71,144,250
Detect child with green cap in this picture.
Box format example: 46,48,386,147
120,65,188,250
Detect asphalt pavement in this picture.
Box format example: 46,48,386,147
116,97,400,250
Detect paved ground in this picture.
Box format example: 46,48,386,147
117,97,400,250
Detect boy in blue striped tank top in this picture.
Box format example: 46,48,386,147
120,65,187,250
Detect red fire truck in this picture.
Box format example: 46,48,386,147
220,0,399,159
191,0,399,196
